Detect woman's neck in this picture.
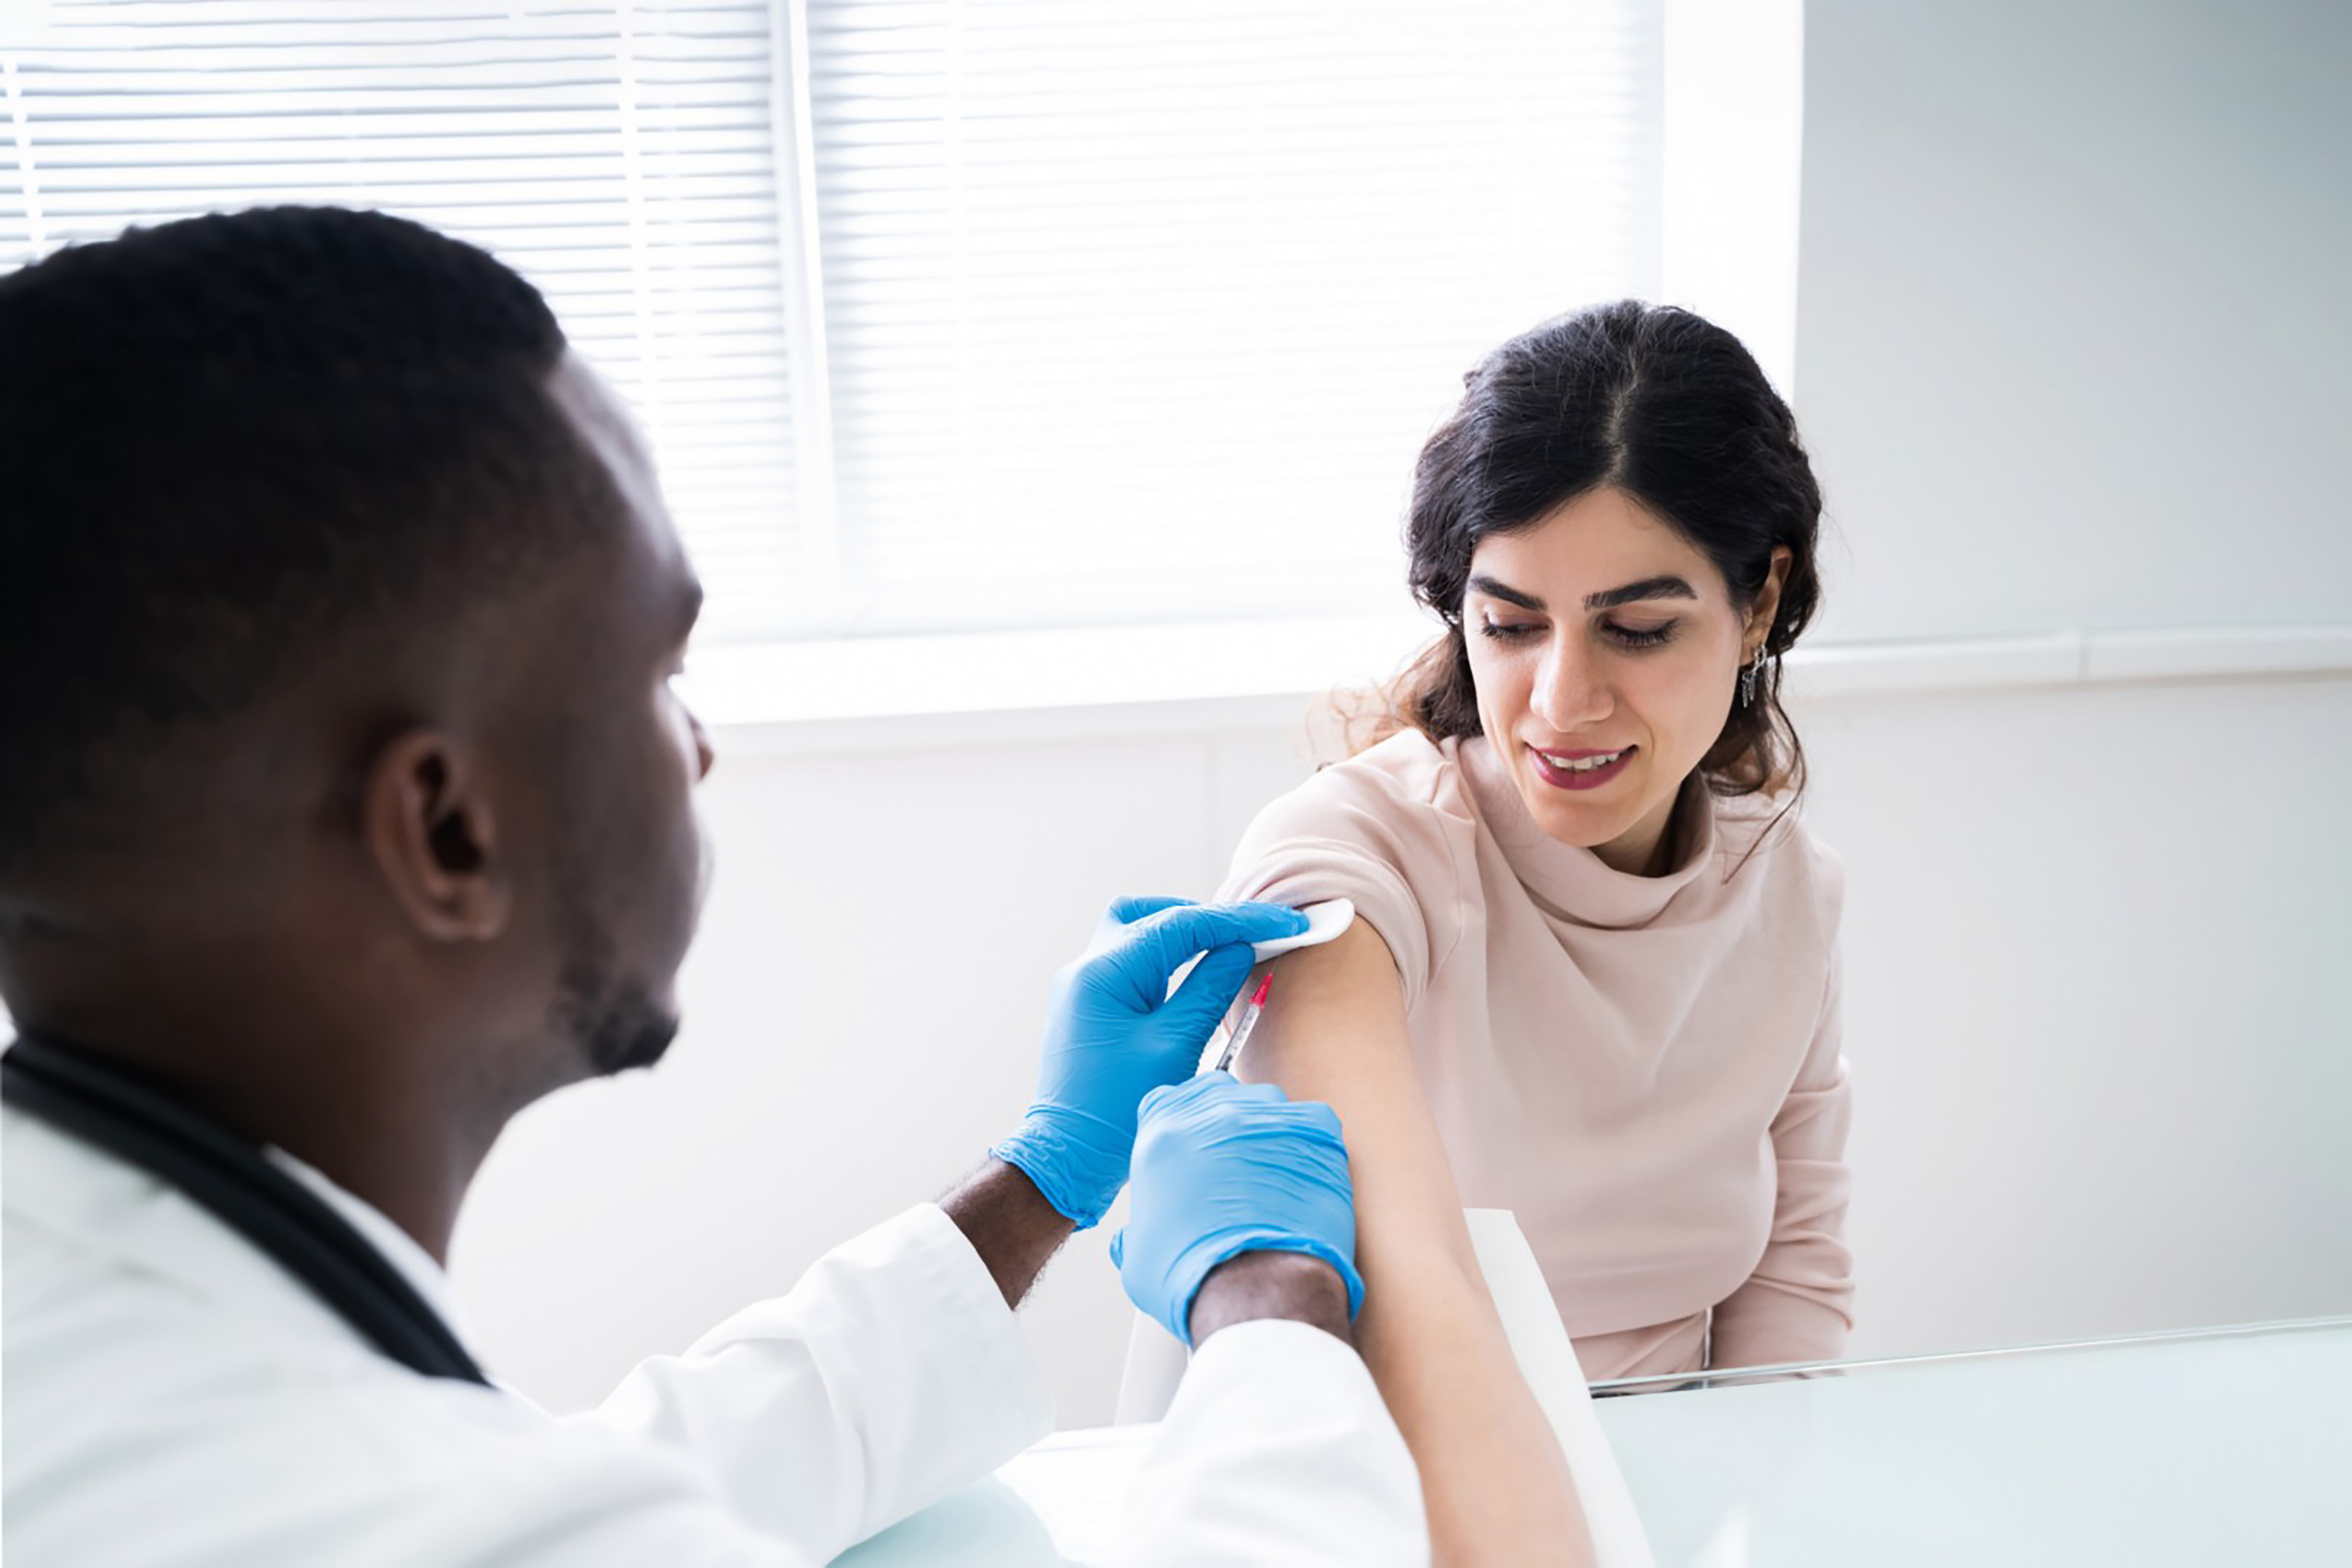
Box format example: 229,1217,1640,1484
1590,780,1693,878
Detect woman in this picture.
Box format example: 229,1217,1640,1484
1140,301,1851,1562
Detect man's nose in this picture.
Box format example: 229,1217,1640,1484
1531,636,1611,731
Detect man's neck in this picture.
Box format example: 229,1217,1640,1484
11,1018,503,1266
263,1101,499,1265
2,895,548,1266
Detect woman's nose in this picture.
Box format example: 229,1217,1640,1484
689,710,716,782
1531,638,1611,731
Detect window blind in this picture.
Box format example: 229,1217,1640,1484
6,1,1668,643
804,0,1662,634
1,0,802,641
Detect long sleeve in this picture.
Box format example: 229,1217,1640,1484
1118,1320,1428,1566
12,1113,1059,1567
583,1204,1055,1561
1707,946,1856,1370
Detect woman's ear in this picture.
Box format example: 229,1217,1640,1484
361,729,513,942
1746,545,1795,651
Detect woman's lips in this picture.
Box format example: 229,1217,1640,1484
1528,744,1636,791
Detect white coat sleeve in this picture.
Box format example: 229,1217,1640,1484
1118,1321,1428,1567
581,1203,1056,1561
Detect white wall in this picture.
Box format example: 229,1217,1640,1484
448,723,1325,1424
450,663,2352,1423
1800,672,2352,1357
1784,0,2352,1346
449,0,2352,1422
1795,0,2352,644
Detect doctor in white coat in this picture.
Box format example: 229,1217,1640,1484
0,207,1427,1565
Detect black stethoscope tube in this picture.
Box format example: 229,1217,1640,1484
2,1033,491,1386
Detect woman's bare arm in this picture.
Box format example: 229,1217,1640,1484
1238,919,1593,1567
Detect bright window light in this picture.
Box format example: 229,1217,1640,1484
3,0,1799,649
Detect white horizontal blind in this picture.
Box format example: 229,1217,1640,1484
1,0,800,641
6,2,1668,643
805,0,1662,634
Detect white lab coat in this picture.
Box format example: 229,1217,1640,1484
1,1106,1427,1565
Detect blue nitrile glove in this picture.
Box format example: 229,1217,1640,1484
1109,1071,1366,1346
989,896,1309,1229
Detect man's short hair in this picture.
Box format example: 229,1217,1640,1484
0,206,613,874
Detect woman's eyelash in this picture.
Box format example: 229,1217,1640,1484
1478,619,1542,641
1479,618,1677,649
1605,621,1676,649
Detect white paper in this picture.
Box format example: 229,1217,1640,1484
1464,1207,1659,1568
1119,1208,1660,1566
1163,898,1354,1027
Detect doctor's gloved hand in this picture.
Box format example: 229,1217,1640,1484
989,896,1306,1229
1109,1072,1366,1346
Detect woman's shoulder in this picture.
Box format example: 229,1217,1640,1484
1262,727,1477,828
1225,727,1481,908
1711,790,1845,932
1224,729,1481,1006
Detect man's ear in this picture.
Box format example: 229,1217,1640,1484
1746,545,1795,650
362,730,513,942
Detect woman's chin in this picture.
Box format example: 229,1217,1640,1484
1516,760,1686,862
1517,780,1638,851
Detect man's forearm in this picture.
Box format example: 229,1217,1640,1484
940,1157,1077,1308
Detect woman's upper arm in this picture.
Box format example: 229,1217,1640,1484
1237,918,1591,1566
1235,919,1479,1275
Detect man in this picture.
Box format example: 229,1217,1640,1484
0,208,1426,1563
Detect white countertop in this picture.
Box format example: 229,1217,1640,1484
837,1317,2352,1566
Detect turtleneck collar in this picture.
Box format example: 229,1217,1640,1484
1457,733,1717,930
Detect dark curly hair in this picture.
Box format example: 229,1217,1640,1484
1373,300,1823,802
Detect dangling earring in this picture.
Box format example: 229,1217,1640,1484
1740,644,1767,708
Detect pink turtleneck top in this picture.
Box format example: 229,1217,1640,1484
1220,729,1854,1378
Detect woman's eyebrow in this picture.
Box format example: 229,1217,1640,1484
1467,573,1699,612
1466,573,1544,611
1583,575,1697,611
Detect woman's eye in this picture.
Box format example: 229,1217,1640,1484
1478,618,1542,642
1604,620,1678,649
